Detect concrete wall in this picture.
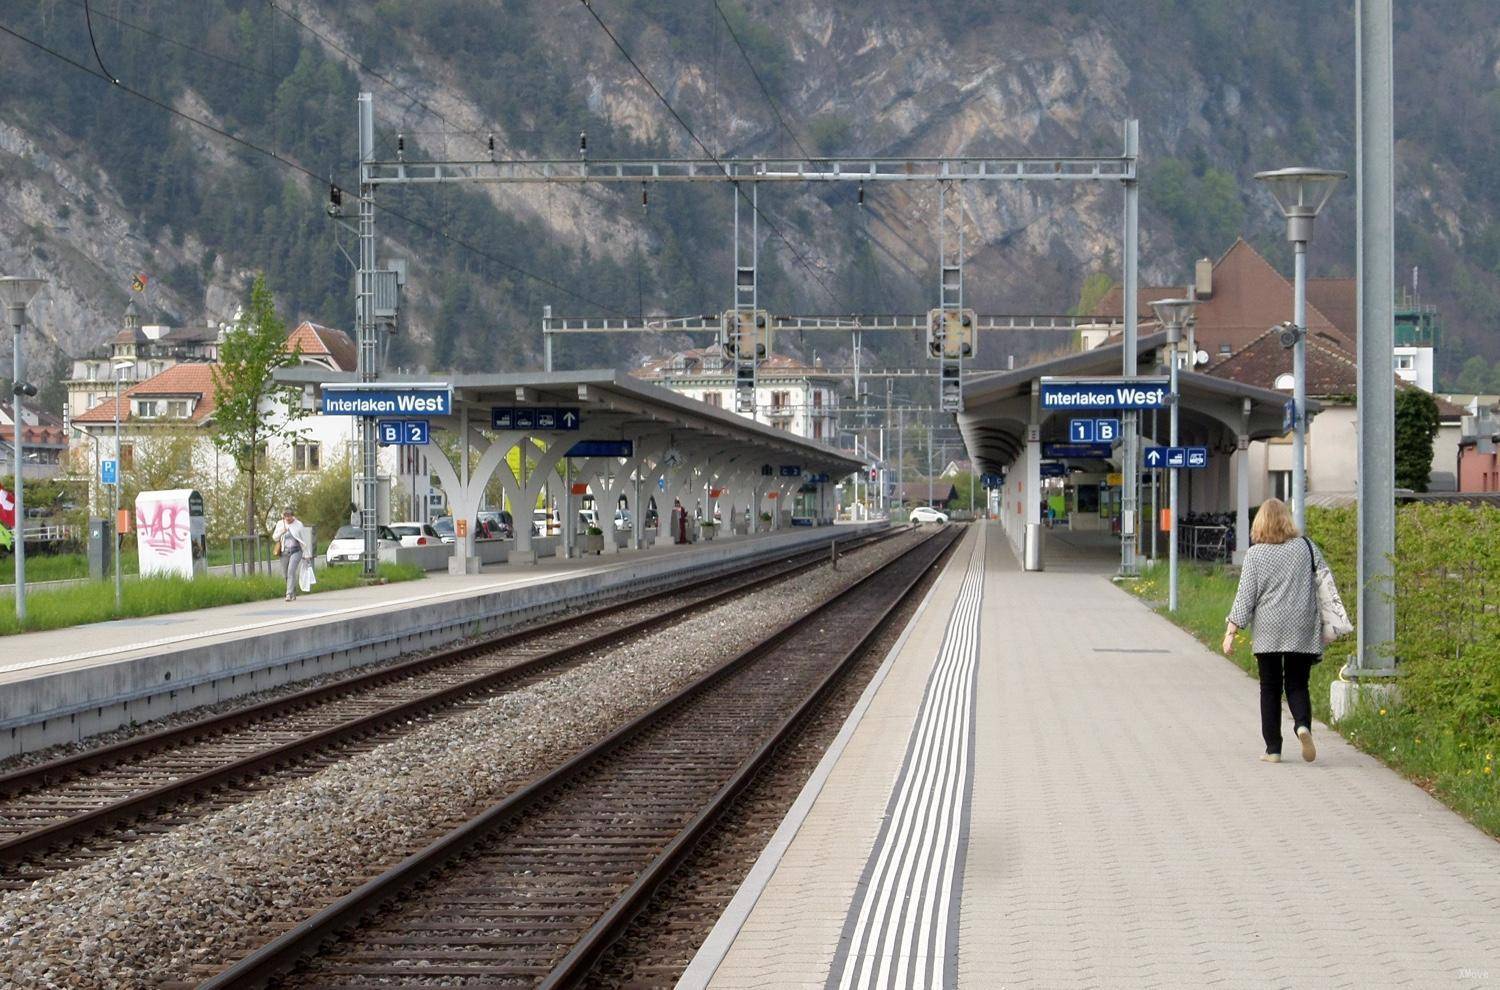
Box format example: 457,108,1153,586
0,523,885,756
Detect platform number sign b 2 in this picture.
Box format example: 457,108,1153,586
376,419,430,446
1069,418,1120,444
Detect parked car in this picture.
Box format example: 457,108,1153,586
614,508,633,530
909,506,950,525
389,522,442,547
532,508,554,538
477,510,514,539
326,524,402,564
432,516,456,544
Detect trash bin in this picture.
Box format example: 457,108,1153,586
88,517,114,581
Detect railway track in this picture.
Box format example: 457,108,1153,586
197,524,962,989
0,528,900,880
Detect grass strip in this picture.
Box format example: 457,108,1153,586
0,562,425,637
1127,562,1499,839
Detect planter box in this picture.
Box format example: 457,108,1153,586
700,524,718,541
581,533,605,555
613,529,631,548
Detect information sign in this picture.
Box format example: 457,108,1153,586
101,459,119,485
1283,399,1296,433
322,384,451,416
1043,442,1114,460
1040,462,1068,478
1186,447,1209,468
779,465,802,477
1040,377,1170,410
376,419,430,446
565,440,633,458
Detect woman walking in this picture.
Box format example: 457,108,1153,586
1222,498,1324,763
271,506,314,603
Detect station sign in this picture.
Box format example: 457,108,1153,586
981,473,1002,488
322,383,451,416
1040,462,1068,478
565,439,632,458
1043,442,1113,460
376,419,431,446
101,459,118,485
779,465,802,477
1144,446,1209,469
1066,418,1121,444
491,406,581,431
1283,399,1297,433
1040,377,1170,410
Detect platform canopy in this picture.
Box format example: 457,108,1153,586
280,366,864,479
955,333,1316,477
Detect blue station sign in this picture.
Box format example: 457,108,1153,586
1145,446,1209,469
565,440,633,458
376,419,431,446
492,406,581,431
1043,442,1114,460
1040,377,1170,411
322,384,451,416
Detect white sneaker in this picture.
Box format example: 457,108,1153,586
1260,753,1282,764
1297,726,1316,763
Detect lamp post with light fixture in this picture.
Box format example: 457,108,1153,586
1151,297,1196,613
1,276,47,623
112,357,135,610
1253,167,1346,531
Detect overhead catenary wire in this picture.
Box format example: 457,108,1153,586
577,0,845,311
0,18,630,316
75,0,281,81
712,0,812,162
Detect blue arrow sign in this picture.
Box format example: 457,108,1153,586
101,459,118,485
1069,419,1096,443
557,408,580,430
1143,447,1167,469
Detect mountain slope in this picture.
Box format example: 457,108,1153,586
2,0,1498,389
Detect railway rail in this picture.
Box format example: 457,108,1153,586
196,524,962,989
0,527,901,879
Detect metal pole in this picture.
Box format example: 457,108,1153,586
1168,323,1180,612
1149,406,1158,562
897,407,903,518
357,92,380,578
113,366,123,611
9,306,24,622
1356,0,1397,675
1292,240,1308,530
543,304,553,372
1120,119,1140,577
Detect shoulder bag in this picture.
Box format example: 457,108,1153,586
1304,537,1353,645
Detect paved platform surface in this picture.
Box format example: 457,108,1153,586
689,521,1500,989
0,528,827,685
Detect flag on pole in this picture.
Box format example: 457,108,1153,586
0,485,14,550
130,272,149,293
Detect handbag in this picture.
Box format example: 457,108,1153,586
1304,537,1353,645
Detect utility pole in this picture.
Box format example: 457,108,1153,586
1120,119,1141,577
1151,299,1196,613
356,93,380,578
1352,0,1398,699
1,276,45,624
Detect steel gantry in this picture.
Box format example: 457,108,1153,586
347,92,1143,572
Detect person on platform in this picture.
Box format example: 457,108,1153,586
1221,498,1324,764
271,507,315,603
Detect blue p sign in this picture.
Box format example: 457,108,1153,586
101,459,118,485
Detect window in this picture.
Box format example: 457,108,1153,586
166,400,190,418
135,400,158,418
294,442,321,472
1270,470,1293,502
702,391,723,408
120,443,134,470
1273,373,1295,391
813,419,824,440
1394,354,1414,371
1219,344,1232,356
771,391,790,409
812,389,823,408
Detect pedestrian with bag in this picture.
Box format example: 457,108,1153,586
270,506,315,603
1221,497,1351,763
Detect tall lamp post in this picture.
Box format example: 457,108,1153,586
1253,167,1346,531
1151,298,1196,613
1,276,46,623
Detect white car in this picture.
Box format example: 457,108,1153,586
326,524,402,564
389,522,442,548
909,506,949,525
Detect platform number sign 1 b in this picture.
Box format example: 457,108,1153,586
1070,418,1120,444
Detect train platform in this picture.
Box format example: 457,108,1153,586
685,521,1500,989
0,523,878,756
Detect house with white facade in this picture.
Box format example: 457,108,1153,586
64,300,221,423
632,347,841,443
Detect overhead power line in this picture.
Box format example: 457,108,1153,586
577,0,845,310
74,0,281,80
712,0,812,161
0,18,629,316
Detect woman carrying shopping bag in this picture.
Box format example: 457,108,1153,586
1221,498,1349,764
271,507,315,603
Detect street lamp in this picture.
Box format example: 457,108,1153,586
1151,297,1196,613
1254,167,1346,531
111,357,135,610
1,276,46,624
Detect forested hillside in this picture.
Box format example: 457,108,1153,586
2,0,1498,392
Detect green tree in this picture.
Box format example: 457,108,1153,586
1454,355,1493,394
1394,388,1441,492
211,275,305,541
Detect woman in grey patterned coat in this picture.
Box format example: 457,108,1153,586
1222,498,1324,763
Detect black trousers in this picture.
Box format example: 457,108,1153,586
1255,652,1317,754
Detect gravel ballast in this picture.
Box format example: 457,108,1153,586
0,529,929,989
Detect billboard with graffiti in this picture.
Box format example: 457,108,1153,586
135,489,206,579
